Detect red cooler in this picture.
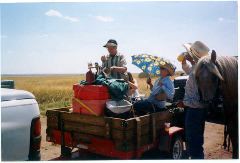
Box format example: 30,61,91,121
72,98,107,116
72,84,110,116
73,84,110,100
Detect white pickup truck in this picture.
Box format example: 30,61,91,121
1,88,41,161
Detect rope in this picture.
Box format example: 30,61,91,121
72,98,98,116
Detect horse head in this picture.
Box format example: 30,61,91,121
194,50,224,103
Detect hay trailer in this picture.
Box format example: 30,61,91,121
46,105,185,160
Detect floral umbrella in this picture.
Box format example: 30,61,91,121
131,54,171,76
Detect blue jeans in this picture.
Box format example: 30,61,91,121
133,99,164,116
185,108,207,159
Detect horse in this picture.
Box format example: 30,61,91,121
194,50,238,159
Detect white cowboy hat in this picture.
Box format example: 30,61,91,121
183,41,210,62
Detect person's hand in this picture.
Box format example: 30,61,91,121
146,77,152,85
101,55,107,62
182,57,187,65
185,54,195,65
103,68,110,76
177,101,185,108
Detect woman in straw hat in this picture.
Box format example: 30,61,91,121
133,61,175,115
180,41,210,159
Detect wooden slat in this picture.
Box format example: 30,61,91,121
63,121,107,137
136,117,141,149
72,132,94,144
46,107,72,129
151,113,156,142
105,114,151,130
114,134,151,151
61,112,152,130
47,116,58,129
62,112,106,126
61,118,167,141
46,107,71,114
46,110,60,129
111,124,151,140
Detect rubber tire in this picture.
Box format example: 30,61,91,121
28,150,41,161
170,135,184,159
61,146,72,158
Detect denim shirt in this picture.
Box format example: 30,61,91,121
147,76,175,108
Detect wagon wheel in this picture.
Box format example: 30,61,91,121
170,136,183,159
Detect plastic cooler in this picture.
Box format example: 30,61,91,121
72,99,107,116
72,84,110,116
73,84,110,100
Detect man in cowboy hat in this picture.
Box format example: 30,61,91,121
181,41,210,74
101,39,128,79
133,61,175,115
180,41,210,159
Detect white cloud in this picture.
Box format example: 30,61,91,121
63,16,79,22
95,16,114,22
45,9,62,17
45,9,79,23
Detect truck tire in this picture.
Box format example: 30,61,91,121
28,151,41,161
170,135,183,159
61,146,72,158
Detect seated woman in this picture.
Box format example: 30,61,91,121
133,62,175,115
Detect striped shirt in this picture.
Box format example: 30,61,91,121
102,52,127,79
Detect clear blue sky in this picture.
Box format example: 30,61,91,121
1,1,238,74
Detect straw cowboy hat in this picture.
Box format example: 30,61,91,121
159,60,176,76
183,41,210,62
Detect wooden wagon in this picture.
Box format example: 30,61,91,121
46,104,185,159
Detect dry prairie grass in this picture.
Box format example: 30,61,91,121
1,74,177,115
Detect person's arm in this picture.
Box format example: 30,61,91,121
110,66,127,73
110,54,127,73
182,54,195,75
146,77,153,91
128,81,138,90
182,62,191,75
101,55,107,68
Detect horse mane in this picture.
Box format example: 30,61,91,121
194,55,238,102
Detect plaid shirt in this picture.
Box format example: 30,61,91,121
102,52,127,79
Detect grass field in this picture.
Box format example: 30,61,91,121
2,74,160,115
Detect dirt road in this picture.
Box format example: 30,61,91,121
40,116,232,160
